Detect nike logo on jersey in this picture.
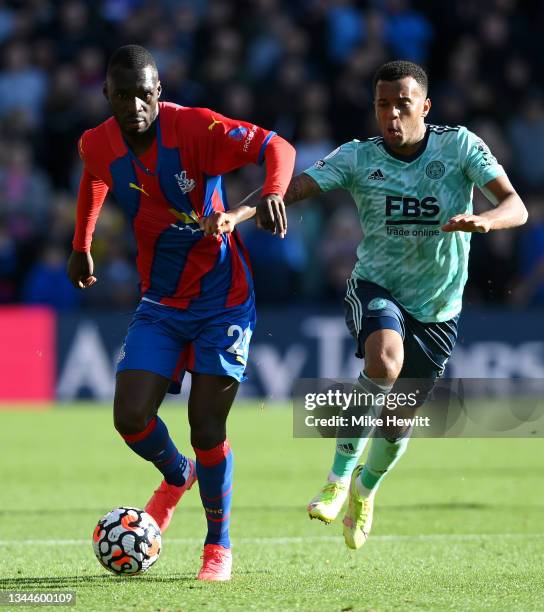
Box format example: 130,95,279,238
129,182,149,196
368,169,385,180
208,116,224,131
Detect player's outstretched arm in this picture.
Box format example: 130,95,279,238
442,174,528,233
234,173,321,236
200,129,295,237
199,193,284,237
258,173,322,235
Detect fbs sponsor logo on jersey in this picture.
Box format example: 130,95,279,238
385,195,440,225
385,195,442,238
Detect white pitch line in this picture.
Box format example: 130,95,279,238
0,533,543,547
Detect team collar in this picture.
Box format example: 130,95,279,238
381,125,430,163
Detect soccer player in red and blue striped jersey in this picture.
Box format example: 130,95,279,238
67,45,295,581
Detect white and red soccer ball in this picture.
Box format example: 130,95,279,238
92,507,161,575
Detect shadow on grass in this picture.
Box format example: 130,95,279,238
4,502,542,518
0,506,303,517
0,574,195,589
387,502,490,511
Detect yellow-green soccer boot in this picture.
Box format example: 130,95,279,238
307,481,349,524
342,465,374,549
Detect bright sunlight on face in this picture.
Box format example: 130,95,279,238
374,76,430,153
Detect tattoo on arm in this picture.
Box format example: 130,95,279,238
284,173,322,205
238,173,321,209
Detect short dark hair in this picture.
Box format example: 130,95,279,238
107,45,158,78
373,60,428,96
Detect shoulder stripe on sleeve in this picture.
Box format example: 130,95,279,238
357,136,384,147
428,124,461,134
258,131,276,165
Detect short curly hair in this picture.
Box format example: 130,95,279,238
107,45,158,79
373,60,428,96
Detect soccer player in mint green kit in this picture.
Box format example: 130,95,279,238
200,60,528,550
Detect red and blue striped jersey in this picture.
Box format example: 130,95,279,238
76,102,279,310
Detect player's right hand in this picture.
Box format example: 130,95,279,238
255,194,287,238
67,250,97,289
199,211,236,236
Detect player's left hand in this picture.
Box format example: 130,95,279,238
256,194,287,238
199,211,235,236
441,214,491,233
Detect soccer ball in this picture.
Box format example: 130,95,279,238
92,507,161,575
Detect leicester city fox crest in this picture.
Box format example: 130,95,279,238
425,160,445,179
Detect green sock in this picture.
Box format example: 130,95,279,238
358,435,410,496
331,437,370,480
329,373,392,481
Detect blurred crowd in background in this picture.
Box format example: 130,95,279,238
0,0,544,310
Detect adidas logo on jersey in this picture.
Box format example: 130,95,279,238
368,169,385,180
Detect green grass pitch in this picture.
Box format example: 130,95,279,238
1,403,543,611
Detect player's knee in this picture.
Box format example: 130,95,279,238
190,423,226,450
365,349,403,385
113,401,149,436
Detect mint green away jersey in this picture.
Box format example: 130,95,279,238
304,125,505,322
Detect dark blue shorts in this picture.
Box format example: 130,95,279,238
116,297,256,393
344,279,458,383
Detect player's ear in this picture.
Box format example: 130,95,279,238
422,97,431,117
103,81,109,102
157,81,162,98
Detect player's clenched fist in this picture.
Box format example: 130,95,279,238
441,214,492,233
199,211,236,236
67,250,97,289
256,194,287,238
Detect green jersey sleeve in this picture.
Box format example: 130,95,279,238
303,141,357,191
458,127,505,191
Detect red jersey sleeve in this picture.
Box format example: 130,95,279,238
180,108,277,176
72,134,109,252
261,135,296,197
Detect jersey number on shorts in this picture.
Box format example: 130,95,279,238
226,325,252,357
